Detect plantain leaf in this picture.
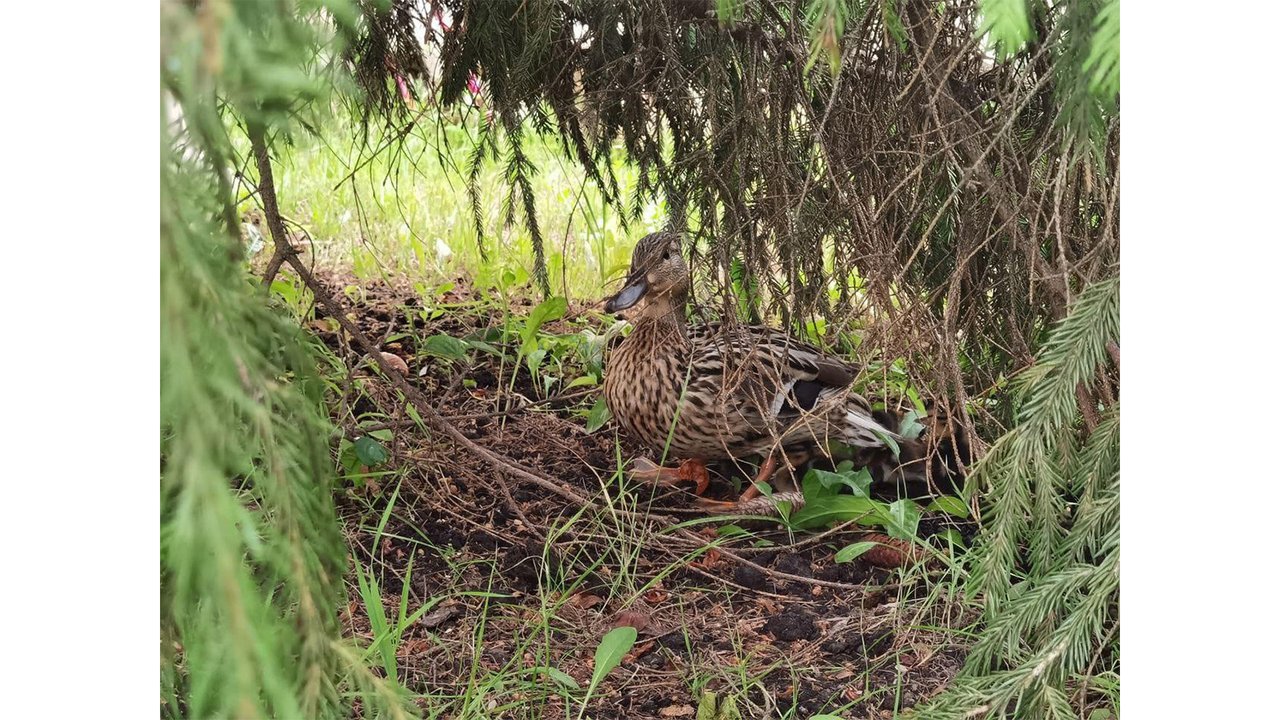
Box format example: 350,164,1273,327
585,398,612,432
589,626,637,688
835,541,879,563
926,495,970,518
422,334,469,360
885,499,922,540
353,436,390,467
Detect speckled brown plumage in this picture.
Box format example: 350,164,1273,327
602,231,902,477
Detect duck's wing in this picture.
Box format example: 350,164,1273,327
687,324,888,448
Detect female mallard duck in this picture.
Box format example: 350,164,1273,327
603,231,924,503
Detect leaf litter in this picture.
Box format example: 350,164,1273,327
305,271,978,719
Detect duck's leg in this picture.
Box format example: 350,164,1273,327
694,450,799,512
628,457,711,495
737,452,779,503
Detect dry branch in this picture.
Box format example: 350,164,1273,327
249,122,592,509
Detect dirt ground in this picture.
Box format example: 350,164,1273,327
307,272,980,719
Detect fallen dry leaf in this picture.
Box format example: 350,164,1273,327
658,704,694,717
570,593,603,610
692,548,721,569
623,639,656,664
378,351,410,376
418,601,463,629
396,637,433,657
642,583,669,604
611,610,651,633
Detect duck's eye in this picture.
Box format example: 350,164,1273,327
661,250,670,260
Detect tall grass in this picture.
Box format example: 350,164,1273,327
243,113,663,299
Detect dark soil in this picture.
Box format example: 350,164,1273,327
305,271,978,719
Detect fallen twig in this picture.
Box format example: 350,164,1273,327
249,123,593,510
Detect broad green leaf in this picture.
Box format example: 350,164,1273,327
790,495,883,530
466,340,503,357
422,334,468,360
803,466,873,499
589,626,637,688
810,715,848,720
926,495,970,518
935,528,967,548
585,398,612,432
337,438,360,473
525,347,547,377
565,375,598,389
834,541,879,563
898,409,926,440
522,296,568,344
842,467,873,496
803,469,842,499
905,386,925,415
270,278,300,305
716,524,748,537
354,436,390,467
885,499,922,540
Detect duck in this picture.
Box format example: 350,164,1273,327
602,230,934,504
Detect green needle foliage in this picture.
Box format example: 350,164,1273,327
161,145,348,717
161,1,410,717
347,0,1121,433
912,276,1119,720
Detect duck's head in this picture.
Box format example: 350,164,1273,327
604,231,690,315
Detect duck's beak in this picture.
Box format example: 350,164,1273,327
604,273,648,313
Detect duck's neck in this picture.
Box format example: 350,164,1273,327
631,293,690,348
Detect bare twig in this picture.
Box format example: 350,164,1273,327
249,121,593,509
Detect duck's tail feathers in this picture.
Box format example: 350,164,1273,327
841,408,903,447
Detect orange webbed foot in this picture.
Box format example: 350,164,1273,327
628,457,711,495
675,458,711,496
